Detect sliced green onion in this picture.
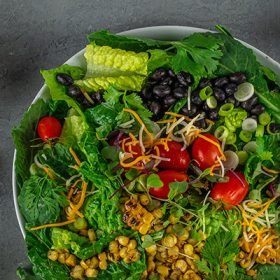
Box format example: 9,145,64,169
214,126,229,140
237,150,248,165
239,130,252,142
243,141,257,153
219,103,234,116
234,82,254,101
29,163,39,175
258,111,271,126
242,118,257,132
226,132,236,144
224,150,239,170
199,86,213,101
206,96,217,109
255,125,264,137
266,122,279,135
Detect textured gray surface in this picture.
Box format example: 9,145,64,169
1,0,280,279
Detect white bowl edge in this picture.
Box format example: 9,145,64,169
12,25,280,238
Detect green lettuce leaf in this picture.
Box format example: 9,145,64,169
87,29,164,52
18,175,67,228
75,44,148,92
40,64,85,117
12,99,49,190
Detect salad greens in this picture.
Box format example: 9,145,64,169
13,26,280,280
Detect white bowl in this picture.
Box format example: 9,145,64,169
13,25,280,238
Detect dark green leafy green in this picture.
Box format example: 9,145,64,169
51,228,90,256
87,29,164,52
197,231,239,280
16,267,40,280
256,264,280,280
18,175,67,227
41,64,85,117
48,100,69,120
12,99,49,189
37,143,77,180
147,49,172,72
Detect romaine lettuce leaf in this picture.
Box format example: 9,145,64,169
75,44,148,92
12,99,49,189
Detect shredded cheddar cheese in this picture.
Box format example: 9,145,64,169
30,219,76,231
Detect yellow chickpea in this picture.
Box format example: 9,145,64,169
175,259,188,273
157,265,169,278
85,268,98,278
127,239,137,250
89,256,99,269
162,234,177,247
139,194,150,205
88,229,96,242
169,214,180,225
65,254,77,267
184,244,194,256
47,250,58,261
145,244,157,256
167,245,179,260
109,240,119,254
70,265,84,280
116,236,130,246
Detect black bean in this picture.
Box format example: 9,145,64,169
91,90,104,104
176,71,193,86
82,98,94,109
224,83,237,96
191,91,203,106
241,95,258,111
167,69,176,78
213,87,226,101
251,104,265,115
208,109,219,121
149,101,162,116
180,104,198,117
150,68,167,80
161,77,173,86
199,78,212,89
213,77,229,88
268,123,280,133
68,85,82,98
173,87,187,99
202,102,210,112
229,72,246,84
163,95,177,107
140,87,152,100
153,85,171,97
56,73,73,86
194,119,207,129
225,96,235,105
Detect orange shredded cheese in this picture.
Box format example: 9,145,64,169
156,118,177,124
262,166,280,174
43,166,54,180
197,134,226,160
67,179,82,200
165,112,192,121
120,155,150,168
30,219,76,231
123,108,154,141
69,147,81,166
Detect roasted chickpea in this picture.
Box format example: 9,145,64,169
167,245,179,260
170,270,182,279
145,244,157,256
119,247,128,258
85,268,98,278
128,249,141,262
88,229,96,242
58,253,66,264
65,254,77,267
80,260,88,270
165,225,174,234
157,265,169,278
47,250,58,261
162,234,177,247
184,244,194,256
70,265,84,280
89,256,99,269
147,257,156,272
175,259,187,273
99,259,108,270
178,229,190,241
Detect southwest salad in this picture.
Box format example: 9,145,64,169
13,26,280,280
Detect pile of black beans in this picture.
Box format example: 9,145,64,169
140,68,193,120
56,73,104,109
182,72,265,123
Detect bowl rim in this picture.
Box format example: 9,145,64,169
12,25,280,238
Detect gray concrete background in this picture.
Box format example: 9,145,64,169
1,0,279,279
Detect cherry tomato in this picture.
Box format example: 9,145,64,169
37,116,62,142
191,134,220,170
155,141,191,171
149,170,188,199
121,137,142,157
210,171,249,208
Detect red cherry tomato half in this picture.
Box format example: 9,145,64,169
210,171,249,208
149,170,188,199
191,134,220,170
121,137,142,157
156,141,191,171
37,116,62,142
